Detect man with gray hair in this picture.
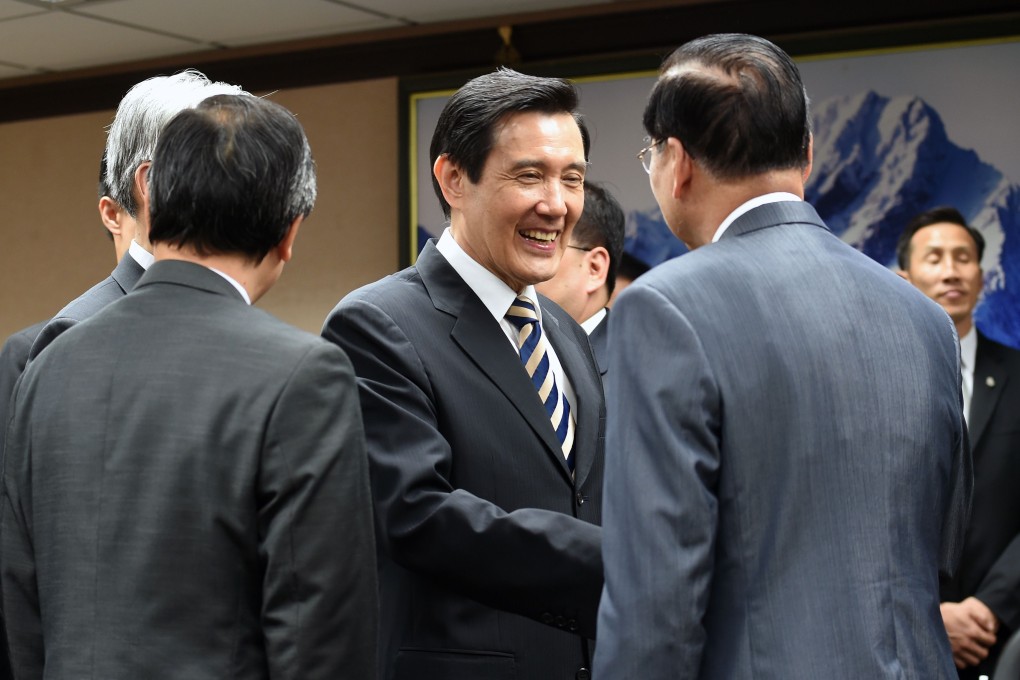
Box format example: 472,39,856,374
2,94,377,679
28,69,246,359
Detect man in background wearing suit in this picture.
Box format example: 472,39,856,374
537,180,625,375
323,69,605,680
1,94,377,679
0,148,141,680
27,70,244,360
594,33,971,679
898,206,1020,679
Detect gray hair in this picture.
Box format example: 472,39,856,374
104,69,248,216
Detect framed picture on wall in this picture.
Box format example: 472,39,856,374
401,35,1020,348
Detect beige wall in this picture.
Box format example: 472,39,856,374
0,77,400,339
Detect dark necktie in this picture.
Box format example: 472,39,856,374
506,295,575,471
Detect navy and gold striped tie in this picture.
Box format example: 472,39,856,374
506,295,575,471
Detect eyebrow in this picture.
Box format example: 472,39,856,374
508,159,589,173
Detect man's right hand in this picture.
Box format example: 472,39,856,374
941,597,999,668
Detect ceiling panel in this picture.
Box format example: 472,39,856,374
0,0,634,79
74,0,403,48
0,11,203,72
0,63,31,78
370,0,617,23
0,0,42,21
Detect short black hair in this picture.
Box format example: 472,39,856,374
571,182,625,295
896,206,985,270
643,33,810,180
430,68,590,218
617,251,650,283
148,94,316,263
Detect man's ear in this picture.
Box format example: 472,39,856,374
434,154,468,211
584,246,610,295
276,215,304,264
802,133,814,184
134,161,151,210
666,137,694,199
98,196,122,237
897,269,910,282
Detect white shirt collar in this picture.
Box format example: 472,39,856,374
712,192,803,243
128,239,155,270
436,227,541,323
580,306,607,335
207,267,252,305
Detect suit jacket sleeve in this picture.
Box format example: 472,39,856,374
1,375,44,680
594,284,720,680
324,298,604,637
258,342,378,680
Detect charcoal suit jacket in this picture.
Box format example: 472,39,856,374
323,240,606,680
28,252,145,361
2,260,378,679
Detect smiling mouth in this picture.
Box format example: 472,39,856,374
520,229,558,243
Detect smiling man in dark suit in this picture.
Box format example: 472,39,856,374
1,94,377,680
323,68,605,680
898,205,1020,679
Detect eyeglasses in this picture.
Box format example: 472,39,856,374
566,244,592,252
637,138,664,174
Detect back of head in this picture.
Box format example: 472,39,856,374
573,182,626,294
105,70,248,217
429,67,590,217
896,205,985,269
147,95,317,263
643,33,811,180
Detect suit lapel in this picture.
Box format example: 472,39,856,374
969,334,1008,451
417,243,575,483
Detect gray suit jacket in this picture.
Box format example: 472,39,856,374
323,241,605,680
2,260,378,680
0,321,44,680
595,201,971,679
28,252,145,360
942,332,1020,679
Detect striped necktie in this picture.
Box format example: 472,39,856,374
506,295,575,470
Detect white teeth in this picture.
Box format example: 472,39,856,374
521,230,556,242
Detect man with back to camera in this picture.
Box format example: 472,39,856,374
537,180,625,375
593,33,971,679
0,151,139,466
322,68,605,680
0,148,141,680
27,69,245,360
1,94,378,679
898,206,1020,679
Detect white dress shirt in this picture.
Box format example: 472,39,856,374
959,325,976,424
436,228,576,413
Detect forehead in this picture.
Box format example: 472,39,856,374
911,222,979,253
488,111,584,156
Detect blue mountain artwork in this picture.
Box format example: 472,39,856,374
621,90,1020,348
